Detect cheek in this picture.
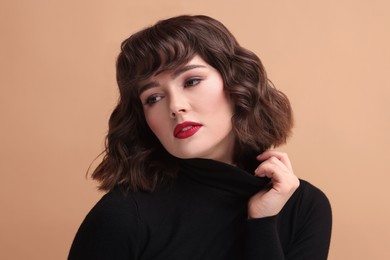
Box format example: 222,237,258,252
200,89,232,115
197,76,232,114
144,109,166,138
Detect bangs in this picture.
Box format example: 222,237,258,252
119,24,198,85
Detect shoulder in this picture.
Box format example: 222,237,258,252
84,187,139,224
282,179,332,233
295,179,332,214
74,187,141,234
68,187,142,259
82,186,146,239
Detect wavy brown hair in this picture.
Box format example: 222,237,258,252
92,15,293,192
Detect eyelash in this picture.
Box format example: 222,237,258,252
144,77,203,106
145,95,163,106
184,78,202,87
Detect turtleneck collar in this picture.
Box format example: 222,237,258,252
177,158,270,198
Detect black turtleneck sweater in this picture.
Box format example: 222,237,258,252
69,158,332,259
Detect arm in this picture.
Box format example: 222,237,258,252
245,151,332,259
246,184,332,259
284,183,332,259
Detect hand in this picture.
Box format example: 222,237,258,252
248,150,300,219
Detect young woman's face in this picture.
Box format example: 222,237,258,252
139,55,235,164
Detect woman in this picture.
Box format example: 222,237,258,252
69,15,332,259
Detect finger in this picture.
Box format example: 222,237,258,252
257,150,292,172
254,159,300,194
254,157,288,179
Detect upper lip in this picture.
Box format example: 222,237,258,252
174,121,203,137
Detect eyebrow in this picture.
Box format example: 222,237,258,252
138,64,206,95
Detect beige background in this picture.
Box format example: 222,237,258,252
1,0,389,259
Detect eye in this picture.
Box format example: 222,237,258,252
145,95,163,106
184,78,202,88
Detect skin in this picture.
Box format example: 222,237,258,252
139,55,235,164
250,150,300,218
140,55,300,218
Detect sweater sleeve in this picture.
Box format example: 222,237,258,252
68,191,141,260
245,181,332,260
245,216,284,259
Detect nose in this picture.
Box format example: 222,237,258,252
169,89,188,119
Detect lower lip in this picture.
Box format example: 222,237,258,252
175,125,202,139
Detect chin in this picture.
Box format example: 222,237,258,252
172,153,198,159
169,150,204,160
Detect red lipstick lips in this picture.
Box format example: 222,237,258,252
174,121,202,139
